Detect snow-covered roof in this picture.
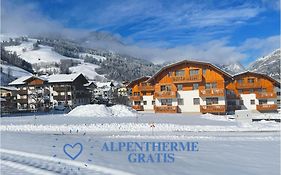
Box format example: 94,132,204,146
8,75,33,85
47,73,82,83
0,86,17,91
95,82,114,88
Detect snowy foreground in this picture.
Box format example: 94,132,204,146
1,107,280,175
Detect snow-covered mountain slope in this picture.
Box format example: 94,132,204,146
248,49,280,80
217,62,245,75
69,62,106,81
0,64,33,85
4,39,77,64
1,64,32,78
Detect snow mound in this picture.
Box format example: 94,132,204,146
201,113,234,122
68,104,137,117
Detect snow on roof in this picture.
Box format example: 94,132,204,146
0,86,17,91
8,75,33,85
47,73,82,83
95,82,114,88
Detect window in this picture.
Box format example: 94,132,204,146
259,99,267,105
203,68,207,75
175,70,185,76
143,92,147,95
206,98,218,105
134,92,140,96
250,100,255,105
161,85,171,91
61,92,65,95
248,78,255,83
193,98,200,105
249,89,254,93
152,101,155,105
168,71,172,77
193,83,199,90
205,82,217,89
189,69,199,76
238,89,243,93
177,84,183,91
277,100,280,105
277,92,280,96
134,101,141,105
177,98,184,105
161,99,172,106
143,101,147,105
237,79,243,84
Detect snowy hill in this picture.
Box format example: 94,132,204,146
4,39,78,64
0,64,32,85
248,49,280,80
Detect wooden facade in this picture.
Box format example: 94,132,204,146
128,60,280,114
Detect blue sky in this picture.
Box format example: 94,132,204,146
1,0,280,65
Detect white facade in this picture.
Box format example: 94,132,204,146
142,95,154,110
177,90,202,112
240,94,258,110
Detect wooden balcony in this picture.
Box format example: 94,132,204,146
18,89,27,95
200,105,226,113
256,104,277,111
171,74,202,83
154,91,177,99
255,92,277,99
130,95,143,101
53,86,71,92
132,105,144,111
17,98,28,104
199,89,225,97
139,85,154,91
54,95,72,101
154,106,178,113
236,82,262,89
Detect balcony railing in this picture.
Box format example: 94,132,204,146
132,105,144,111
154,91,177,99
199,89,225,97
53,95,72,101
17,98,28,104
256,104,277,111
53,86,71,92
130,95,143,101
236,82,262,89
139,85,154,91
255,92,277,99
171,74,202,83
154,106,178,113
200,105,226,113
18,89,27,95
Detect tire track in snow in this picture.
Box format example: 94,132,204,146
0,148,135,175
1,160,56,175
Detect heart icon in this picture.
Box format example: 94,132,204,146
63,143,83,160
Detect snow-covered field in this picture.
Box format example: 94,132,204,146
1,110,280,175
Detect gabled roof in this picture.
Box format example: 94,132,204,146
127,76,150,88
233,71,280,87
147,60,232,83
0,86,17,91
47,73,85,83
8,75,33,86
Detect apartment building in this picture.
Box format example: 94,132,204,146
226,71,280,112
0,86,17,113
8,73,90,111
128,60,280,114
